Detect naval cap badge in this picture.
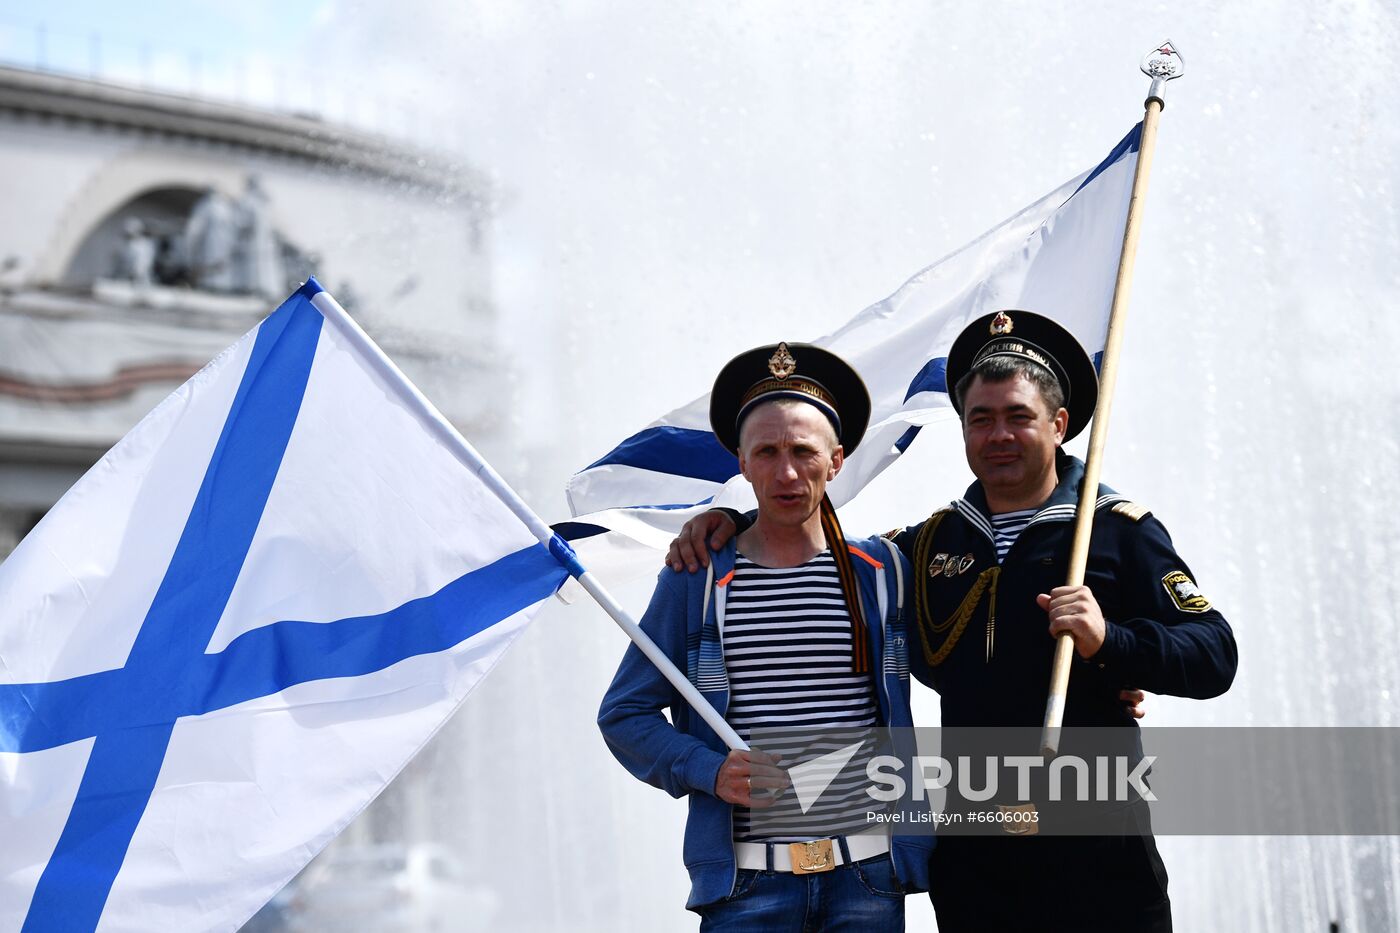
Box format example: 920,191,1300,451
989,311,1014,336
768,342,797,379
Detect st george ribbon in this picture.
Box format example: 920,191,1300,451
0,279,578,932
563,124,1144,575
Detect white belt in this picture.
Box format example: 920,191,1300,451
734,835,890,873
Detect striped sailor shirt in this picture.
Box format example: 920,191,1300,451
722,550,880,842
989,507,1037,562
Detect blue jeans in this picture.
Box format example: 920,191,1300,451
694,855,905,932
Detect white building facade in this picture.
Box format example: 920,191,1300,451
0,64,498,559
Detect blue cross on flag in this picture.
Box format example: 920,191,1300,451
0,280,572,932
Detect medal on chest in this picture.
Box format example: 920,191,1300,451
927,552,977,578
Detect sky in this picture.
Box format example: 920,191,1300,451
5,2,1400,928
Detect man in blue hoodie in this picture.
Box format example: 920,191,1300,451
598,342,932,931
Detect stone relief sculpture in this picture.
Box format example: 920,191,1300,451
182,186,241,293
117,219,156,288
238,176,283,299
110,176,319,300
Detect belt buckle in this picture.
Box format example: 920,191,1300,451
998,803,1039,836
789,839,835,874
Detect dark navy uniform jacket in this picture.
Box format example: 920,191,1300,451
890,452,1237,729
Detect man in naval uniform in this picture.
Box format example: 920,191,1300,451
668,311,1238,931
599,343,933,931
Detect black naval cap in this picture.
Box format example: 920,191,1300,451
946,309,1099,442
710,342,871,455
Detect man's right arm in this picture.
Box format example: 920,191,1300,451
597,568,728,799
666,509,752,572
891,518,1152,717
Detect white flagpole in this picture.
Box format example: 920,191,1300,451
308,288,749,754
1040,42,1184,755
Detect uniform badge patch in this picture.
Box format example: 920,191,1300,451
929,553,949,577
957,555,975,575
1162,570,1211,613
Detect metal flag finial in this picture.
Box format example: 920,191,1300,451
1141,40,1184,109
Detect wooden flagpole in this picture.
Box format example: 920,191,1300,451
1041,42,1184,756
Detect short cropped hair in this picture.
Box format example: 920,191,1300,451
953,355,1065,418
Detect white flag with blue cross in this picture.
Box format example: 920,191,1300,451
0,280,578,932
562,124,1143,572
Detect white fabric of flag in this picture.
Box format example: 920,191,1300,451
0,280,570,933
563,125,1142,569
